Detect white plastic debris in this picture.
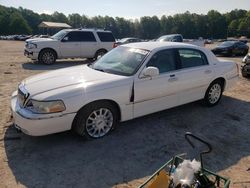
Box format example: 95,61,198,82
172,159,201,186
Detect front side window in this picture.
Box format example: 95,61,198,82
64,31,81,42
146,49,177,74
178,49,208,69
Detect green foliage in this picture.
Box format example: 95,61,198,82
0,4,249,38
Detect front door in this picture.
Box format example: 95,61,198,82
60,31,82,58
133,49,181,118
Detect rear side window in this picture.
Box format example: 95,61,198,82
97,32,115,42
78,31,96,42
178,49,208,69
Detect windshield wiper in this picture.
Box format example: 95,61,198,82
93,67,106,72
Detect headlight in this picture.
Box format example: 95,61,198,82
26,99,66,114
27,43,37,49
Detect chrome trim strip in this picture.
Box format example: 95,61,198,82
16,111,77,120
134,84,207,104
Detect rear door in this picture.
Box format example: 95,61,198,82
79,31,98,58
175,48,214,105
60,31,81,58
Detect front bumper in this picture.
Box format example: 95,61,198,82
24,49,39,60
241,64,250,74
11,91,76,136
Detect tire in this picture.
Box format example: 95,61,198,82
241,65,249,78
87,58,95,62
72,101,118,139
38,49,56,65
203,80,223,107
227,49,233,57
243,49,249,56
94,49,107,60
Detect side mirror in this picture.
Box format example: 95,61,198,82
142,66,159,78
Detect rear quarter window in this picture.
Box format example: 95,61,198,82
97,32,115,42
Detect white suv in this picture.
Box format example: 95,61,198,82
24,29,116,64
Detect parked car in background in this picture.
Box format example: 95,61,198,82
114,37,142,47
157,34,183,42
157,34,205,47
239,36,248,44
11,42,238,138
242,53,250,64
241,53,250,77
212,41,249,56
24,28,116,64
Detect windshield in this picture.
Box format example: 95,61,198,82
91,46,149,76
157,36,173,42
219,41,235,47
51,30,68,40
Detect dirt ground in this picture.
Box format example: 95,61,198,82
0,40,250,188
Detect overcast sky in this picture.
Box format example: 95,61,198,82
1,0,250,19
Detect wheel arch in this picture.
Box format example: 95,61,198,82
96,48,108,53
72,99,121,128
210,77,226,91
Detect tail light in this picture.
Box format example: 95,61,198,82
113,42,118,48
236,63,239,75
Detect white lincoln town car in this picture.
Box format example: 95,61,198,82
11,42,239,138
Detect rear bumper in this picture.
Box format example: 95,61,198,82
11,91,76,136
225,75,239,90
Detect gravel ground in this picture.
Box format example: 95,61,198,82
0,41,249,188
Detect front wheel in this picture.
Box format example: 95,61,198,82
203,81,223,106
72,102,118,139
38,49,56,65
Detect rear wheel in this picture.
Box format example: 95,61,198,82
203,80,223,106
72,101,118,139
94,49,107,60
38,49,56,65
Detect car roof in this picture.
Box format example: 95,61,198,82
63,28,112,33
123,42,200,51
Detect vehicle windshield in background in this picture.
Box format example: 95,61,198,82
51,30,68,40
91,46,149,76
219,41,235,47
157,36,172,42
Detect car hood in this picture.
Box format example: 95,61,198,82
26,38,56,43
22,65,128,97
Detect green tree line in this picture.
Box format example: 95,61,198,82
0,5,250,39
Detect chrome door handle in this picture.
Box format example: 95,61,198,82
204,70,212,74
